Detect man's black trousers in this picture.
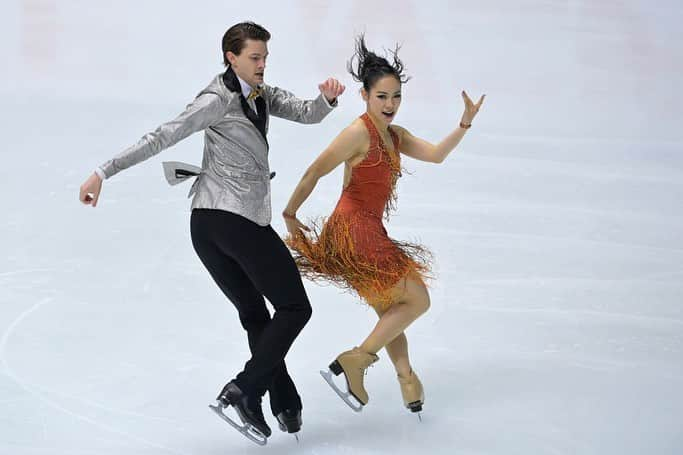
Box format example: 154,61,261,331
190,209,312,415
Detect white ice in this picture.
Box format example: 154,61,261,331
1,1,682,454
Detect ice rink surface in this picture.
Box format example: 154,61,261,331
1,1,682,453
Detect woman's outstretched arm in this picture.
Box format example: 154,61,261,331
397,90,485,163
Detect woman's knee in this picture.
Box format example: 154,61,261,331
407,281,430,315
417,293,431,314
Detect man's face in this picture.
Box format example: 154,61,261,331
227,39,268,88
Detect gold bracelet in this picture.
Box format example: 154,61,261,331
459,121,472,129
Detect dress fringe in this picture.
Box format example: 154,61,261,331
286,212,432,310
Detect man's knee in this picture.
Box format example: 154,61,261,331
282,298,312,329
300,302,312,325
238,304,271,331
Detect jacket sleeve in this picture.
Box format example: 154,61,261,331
265,85,336,125
99,92,225,179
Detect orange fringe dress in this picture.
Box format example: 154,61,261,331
287,113,432,310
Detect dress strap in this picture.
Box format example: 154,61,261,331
360,113,381,151
388,127,400,151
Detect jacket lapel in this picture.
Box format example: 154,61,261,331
223,67,269,147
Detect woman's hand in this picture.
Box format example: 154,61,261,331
461,90,485,126
283,212,310,237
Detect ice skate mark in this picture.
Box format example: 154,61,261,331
458,305,683,325
0,268,59,278
393,223,683,253
563,359,635,372
42,360,190,425
465,277,641,284
0,396,26,406
0,298,187,455
465,275,683,285
0,298,52,374
642,269,683,281
407,199,683,217
455,230,683,253
41,386,184,425
478,132,683,149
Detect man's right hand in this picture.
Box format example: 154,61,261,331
79,172,103,207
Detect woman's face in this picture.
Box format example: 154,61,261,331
362,75,402,128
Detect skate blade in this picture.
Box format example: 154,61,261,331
209,403,268,446
277,421,302,442
319,369,363,413
405,401,423,421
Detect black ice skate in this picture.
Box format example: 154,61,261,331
209,381,271,446
276,408,302,442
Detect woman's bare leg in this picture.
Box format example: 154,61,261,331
359,275,430,359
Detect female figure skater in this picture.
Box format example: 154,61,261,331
283,35,484,415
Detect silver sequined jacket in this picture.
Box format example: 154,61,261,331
98,73,335,226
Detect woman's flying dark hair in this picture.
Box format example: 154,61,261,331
347,34,410,91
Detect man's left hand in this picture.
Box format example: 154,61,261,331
318,78,345,104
